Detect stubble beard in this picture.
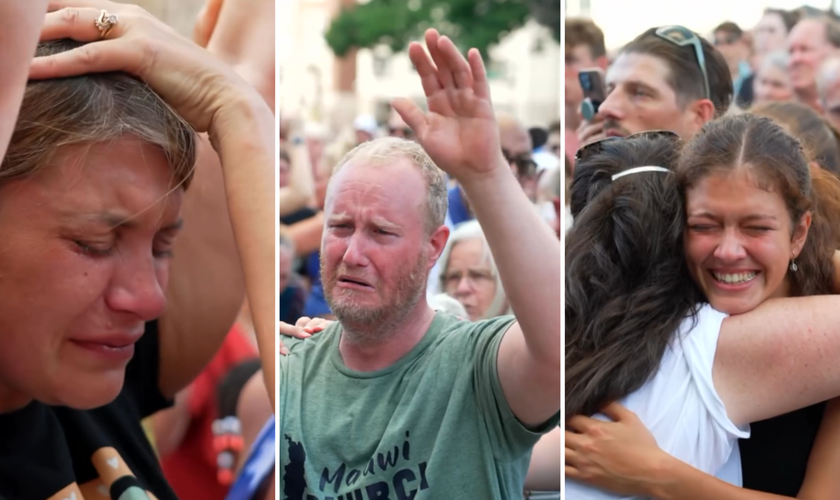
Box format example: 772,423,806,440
323,253,429,346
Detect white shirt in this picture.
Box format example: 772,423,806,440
565,304,750,499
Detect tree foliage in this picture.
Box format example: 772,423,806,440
528,0,561,43
324,0,535,59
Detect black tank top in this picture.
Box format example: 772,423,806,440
739,402,826,495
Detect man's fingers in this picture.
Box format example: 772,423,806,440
438,35,473,90
407,42,442,96
467,48,490,100
578,122,605,146
392,97,428,139
295,316,311,328
425,29,455,90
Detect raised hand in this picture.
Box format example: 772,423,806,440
393,29,507,186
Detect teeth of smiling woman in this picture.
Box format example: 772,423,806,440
713,272,757,284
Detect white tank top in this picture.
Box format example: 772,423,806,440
565,303,749,499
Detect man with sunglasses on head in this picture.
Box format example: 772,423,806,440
577,25,733,146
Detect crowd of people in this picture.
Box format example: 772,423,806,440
278,26,563,500
565,6,840,499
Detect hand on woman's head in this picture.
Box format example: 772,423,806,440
30,0,262,133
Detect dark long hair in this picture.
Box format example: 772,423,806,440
566,135,704,418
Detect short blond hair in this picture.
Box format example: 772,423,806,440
331,137,448,234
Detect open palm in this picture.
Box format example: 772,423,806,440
394,29,505,184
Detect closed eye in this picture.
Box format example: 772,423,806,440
74,240,114,258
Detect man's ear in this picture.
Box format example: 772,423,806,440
687,98,716,132
427,224,451,271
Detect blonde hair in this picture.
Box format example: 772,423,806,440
331,137,448,234
2,40,196,188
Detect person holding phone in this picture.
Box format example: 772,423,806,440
576,26,732,146
566,18,608,161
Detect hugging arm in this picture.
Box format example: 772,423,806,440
715,296,840,425
568,294,840,499
565,403,830,499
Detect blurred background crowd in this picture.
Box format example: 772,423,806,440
564,1,840,229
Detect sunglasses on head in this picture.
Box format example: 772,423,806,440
574,130,680,163
655,25,711,100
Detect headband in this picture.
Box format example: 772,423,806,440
611,166,671,181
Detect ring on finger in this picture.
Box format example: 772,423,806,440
94,9,119,39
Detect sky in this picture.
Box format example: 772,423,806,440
566,0,833,50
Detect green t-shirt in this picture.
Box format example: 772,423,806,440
278,312,561,500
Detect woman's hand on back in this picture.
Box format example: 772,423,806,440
30,0,259,134
565,403,672,496
278,317,333,356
